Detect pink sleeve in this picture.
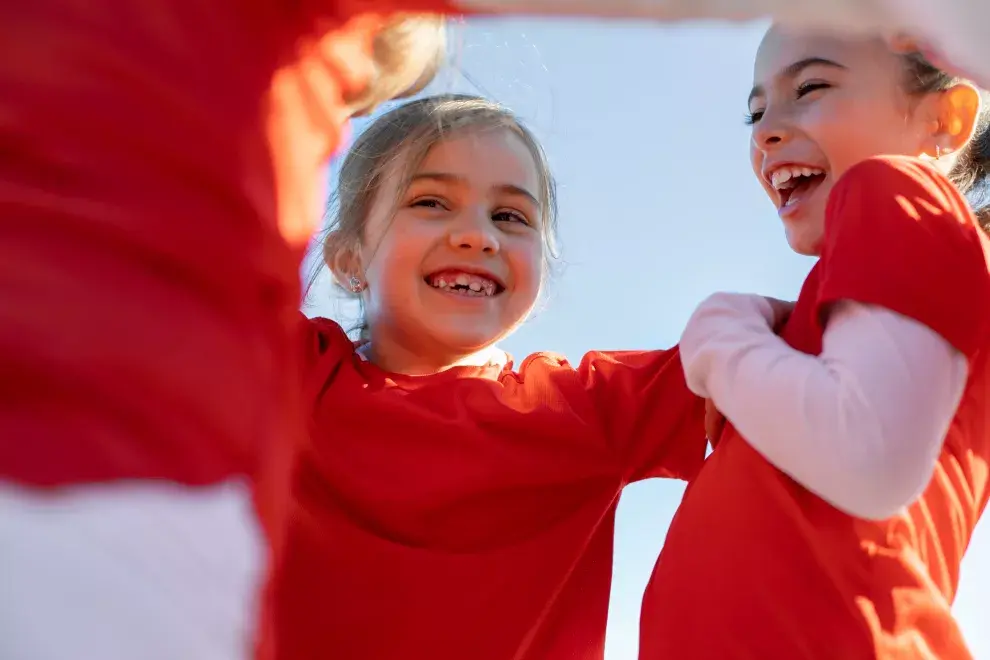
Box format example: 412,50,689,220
681,294,967,520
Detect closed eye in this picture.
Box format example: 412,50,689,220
410,197,448,210
796,81,830,98
493,209,529,225
745,80,832,125
744,109,764,126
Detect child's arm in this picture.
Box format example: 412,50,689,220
293,1,990,91
451,0,990,88
682,292,966,520
561,296,785,483
567,348,709,483
682,156,990,520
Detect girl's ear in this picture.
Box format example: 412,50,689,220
325,233,364,291
934,82,982,155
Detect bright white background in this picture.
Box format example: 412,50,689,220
307,17,990,659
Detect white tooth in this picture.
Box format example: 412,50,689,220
800,167,812,177
455,274,469,286
469,281,482,291
438,278,446,288
773,170,793,188
487,282,495,296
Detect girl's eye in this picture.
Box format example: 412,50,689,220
745,80,832,125
744,109,764,126
492,209,528,225
410,197,447,210
796,81,830,98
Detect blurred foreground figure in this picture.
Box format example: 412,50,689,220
0,5,446,659
463,0,990,87
0,1,985,659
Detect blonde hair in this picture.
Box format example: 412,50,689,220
310,95,559,337
346,14,447,116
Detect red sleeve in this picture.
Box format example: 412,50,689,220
299,313,348,365
297,314,354,399
574,348,708,483
817,156,990,359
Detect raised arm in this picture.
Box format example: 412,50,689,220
451,0,990,86
289,0,990,90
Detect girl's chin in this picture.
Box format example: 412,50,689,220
420,326,509,361
431,331,502,354
783,222,825,257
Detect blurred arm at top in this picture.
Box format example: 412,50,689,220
460,0,990,88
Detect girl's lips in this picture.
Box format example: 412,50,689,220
778,173,827,219
763,162,827,208
424,270,503,297
424,267,506,293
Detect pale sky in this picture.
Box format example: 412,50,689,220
307,17,990,659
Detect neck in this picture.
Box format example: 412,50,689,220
361,336,502,376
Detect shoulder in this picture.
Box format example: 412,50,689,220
839,154,937,178
818,156,990,358
823,154,987,261
298,314,353,365
827,156,974,229
507,349,664,375
497,350,570,384
513,350,571,371
835,155,949,189
504,348,683,388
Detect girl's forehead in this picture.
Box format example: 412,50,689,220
415,130,541,188
754,28,887,83
419,129,524,161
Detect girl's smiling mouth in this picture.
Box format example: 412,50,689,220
765,163,827,215
425,269,504,297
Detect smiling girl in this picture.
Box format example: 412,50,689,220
259,94,732,660
10,1,984,658
638,28,990,660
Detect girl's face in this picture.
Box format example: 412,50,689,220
357,128,544,368
748,29,935,255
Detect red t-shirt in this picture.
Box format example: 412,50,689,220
0,1,452,537
264,317,707,659
639,156,990,659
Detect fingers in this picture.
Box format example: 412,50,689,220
886,32,921,54
764,297,796,330
885,32,955,75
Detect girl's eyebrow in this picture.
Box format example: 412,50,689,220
411,172,539,206
748,56,848,106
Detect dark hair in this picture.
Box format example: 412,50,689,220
306,94,559,339
900,52,990,229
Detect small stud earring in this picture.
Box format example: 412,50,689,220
348,276,364,293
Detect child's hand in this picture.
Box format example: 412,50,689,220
680,292,794,401
705,398,726,445
695,297,791,446
765,297,794,331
